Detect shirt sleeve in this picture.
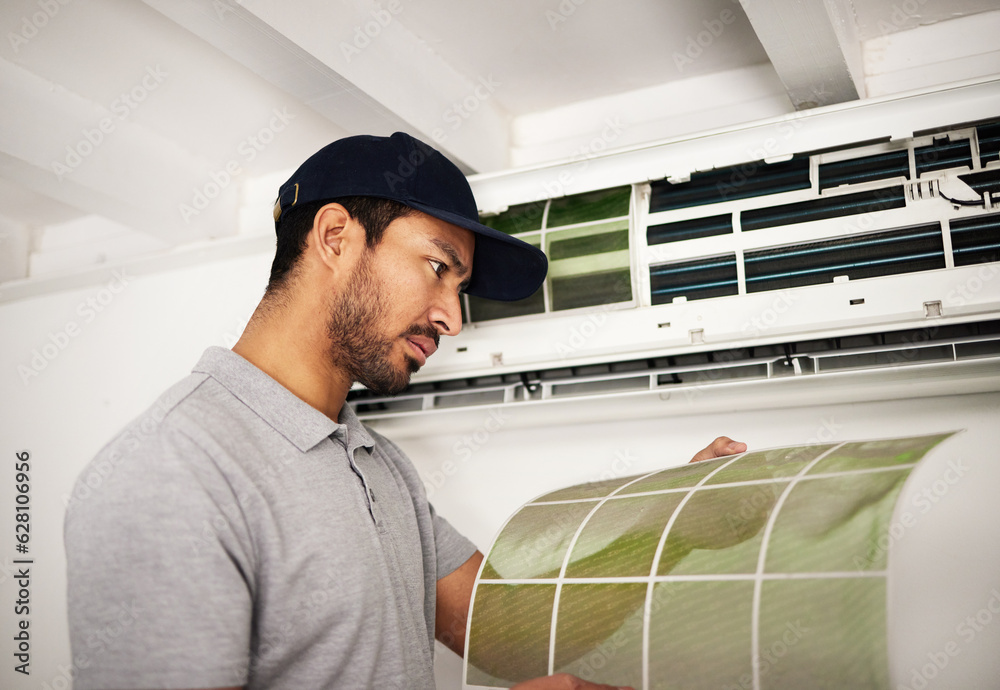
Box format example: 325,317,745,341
429,502,479,579
65,425,254,690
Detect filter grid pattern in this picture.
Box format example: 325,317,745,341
464,433,954,690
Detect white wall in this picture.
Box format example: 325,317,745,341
1,252,997,689
0,253,269,689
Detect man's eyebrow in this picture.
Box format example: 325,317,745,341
430,238,471,286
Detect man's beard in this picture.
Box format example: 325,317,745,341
326,253,437,396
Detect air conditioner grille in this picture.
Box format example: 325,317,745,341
647,213,732,245
649,254,738,305
744,223,945,293
950,213,1000,266
915,138,973,175
977,120,1000,166
818,149,909,190
741,187,906,231
957,169,1000,197
648,157,810,213
348,321,1000,418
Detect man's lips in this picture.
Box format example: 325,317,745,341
405,335,437,366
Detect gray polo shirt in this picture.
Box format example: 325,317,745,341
65,347,477,689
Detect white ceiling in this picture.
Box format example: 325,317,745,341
0,0,998,289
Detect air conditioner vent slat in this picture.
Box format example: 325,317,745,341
647,213,732,245
957,169,1000,197
649,254,738,304
649,157,811,213
819,150,910,190
950,213,1000,266
744,224,944,293
977,120,1000,166
741,187,906,231
915,139,973,175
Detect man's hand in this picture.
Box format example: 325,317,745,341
512,674,633,690
689,436,747,463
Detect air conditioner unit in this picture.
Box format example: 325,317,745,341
349,78,1000,430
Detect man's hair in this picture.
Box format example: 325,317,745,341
265,196,415,297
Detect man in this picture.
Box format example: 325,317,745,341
65,132,745,689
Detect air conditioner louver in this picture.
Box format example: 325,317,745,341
648,157,810,212
744,223,945,293
348,321,1000,418
977,120,1000,166
818,150,910,190
649,254,738,304
957,168,1000,196
951,213,1000,265
741,187,906,231
647,214,732,245
915,138,973,175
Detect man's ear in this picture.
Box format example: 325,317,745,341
310,203,362,273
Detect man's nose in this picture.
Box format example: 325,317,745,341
430,289,463,336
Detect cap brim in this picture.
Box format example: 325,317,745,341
405,201,548,302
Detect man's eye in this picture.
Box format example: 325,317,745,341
428,259,446,276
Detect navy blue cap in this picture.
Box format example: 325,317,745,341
273,132,547,301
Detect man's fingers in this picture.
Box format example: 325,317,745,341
720,436,747,454
510,673,633,689
690,436,747,463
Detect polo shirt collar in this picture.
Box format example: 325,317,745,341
192,347,375,453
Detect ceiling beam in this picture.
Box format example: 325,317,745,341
738,0,866,110
0,57,238,246
141,0,510,173
0,215,30,283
